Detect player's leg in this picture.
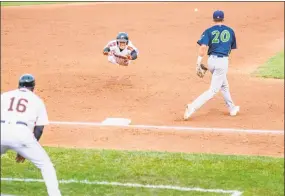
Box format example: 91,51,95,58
192,68,224,108
220,64,240,116
221,78,239,115
11,128,61,196
1,124,59,195
184,57,225,119
1,124,18,155
221,76,235,108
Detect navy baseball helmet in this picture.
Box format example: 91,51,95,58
213,10,224,21
116,32,129,45
18,73,35,90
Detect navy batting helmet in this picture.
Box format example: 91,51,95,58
116,32,129,45
18,74,35,91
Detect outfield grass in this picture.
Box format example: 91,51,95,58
0,1,71,6
254,51,284,79
1,147,284,196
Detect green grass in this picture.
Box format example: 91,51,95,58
0,1,72,6
254,51,284,79
1,147,284,196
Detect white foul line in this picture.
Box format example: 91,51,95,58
49,121,284,135
1,177,243,196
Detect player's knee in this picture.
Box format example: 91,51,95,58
221,84,229,91
208,88,219,97
45,161,55,169
33,158,53,169
40,162,55,172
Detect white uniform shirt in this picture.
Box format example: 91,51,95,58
1,88,49,131
105,40,139,65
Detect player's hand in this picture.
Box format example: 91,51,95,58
196,64,201,72
15,153,25,163
196,63,208,78
126,55,132,60
103,51,110,56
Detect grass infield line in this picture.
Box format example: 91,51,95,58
1,177,243,196
49,121,284,135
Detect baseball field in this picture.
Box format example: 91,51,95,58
1,2,284,196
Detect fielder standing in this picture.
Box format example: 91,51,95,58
184,10,240,120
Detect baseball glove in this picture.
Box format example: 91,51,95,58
196,63,208,78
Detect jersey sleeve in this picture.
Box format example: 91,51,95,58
36,100,49,126
231,30,237,49
197,30,210,46
127,41,139,55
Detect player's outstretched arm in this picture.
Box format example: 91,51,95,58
197,44,207,65
103,47,110,55
196,28,210,66
195,44,208,78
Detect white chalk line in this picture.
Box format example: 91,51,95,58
1,1,172,9
50,121,284,135
0,194,16,196
1,177,243,196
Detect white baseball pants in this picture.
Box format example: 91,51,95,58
1,123,62,196
191,55,236,111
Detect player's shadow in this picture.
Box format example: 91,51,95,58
104,75,134,89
